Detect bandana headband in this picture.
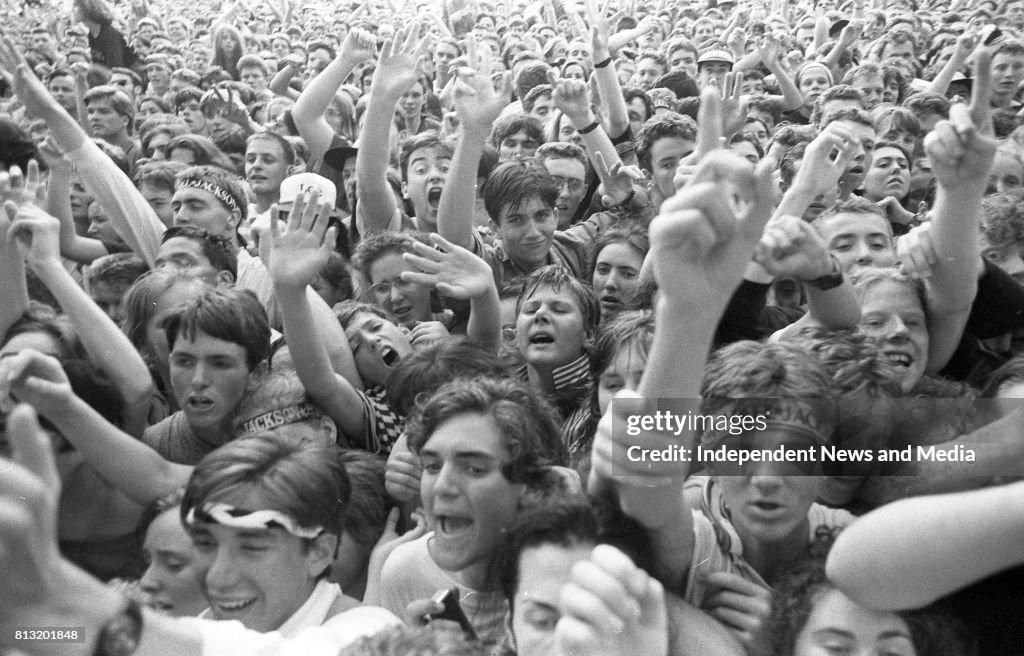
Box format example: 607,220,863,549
238,402,324,435
175,178,241,213
186,502,324,539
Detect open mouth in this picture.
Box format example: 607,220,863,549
600,295,620,309
437,515,473,536
884,352,912,369
529,332,555,345
214,598,256,613
186,396,214,411
752,500,783,512
427,188,443,209
381,345,399,366
848,165,864,176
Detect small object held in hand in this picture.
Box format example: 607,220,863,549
424,587,478,641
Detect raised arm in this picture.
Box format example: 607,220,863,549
760,34,803,111
268,188,368,443
267,55,303,99
10,206,155,437
37,139,110,264
0,349,188,506
827,477,1024,610
919,48,996,372
356,24,428,234
437,37,512,250
756,214,861,339
0,169,32,339
927,33,977,96
551,74,622,181
292,29,376,163
586,0,629,139
591,92,776,589
773,122,858,221
401,234,501,352
0,38,165,267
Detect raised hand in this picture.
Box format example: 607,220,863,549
877,196,916,226
370,22,428,101
0,33,59,119
896,222,938,279
0,160,46,210
719,72,749,138
550,73,594,125
753,213,834,280
650,150,775,313
452,35,512,134
790,122,859,198
8,203,62,269
926,48,997,192
268,188,337,290
594,150,644,206
401,233,495,300
838,19,864,49
0,349,74,418
36,137,71,173
757,32,782,68
338,27,378,64
556,544,668,656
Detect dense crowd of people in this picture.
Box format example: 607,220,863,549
1,0,1024,654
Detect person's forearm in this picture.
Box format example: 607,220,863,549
52,395,189,506
33,258,156,414
466,285,501,353
804,279,861,330
769,63,804,111
293,53,364,127
437,127,488,250
773,185,816,221
813,16,829,53
75,76,89,131
44,162,93,262
927,54,968,96
731,50,762,72
566,109,621,186
356,92,403,233
67,140,164,268
592,55,629,139
0,242,28,342
927,186,982,313
274,281,367,439
268,66,301,98
827,477,1024,610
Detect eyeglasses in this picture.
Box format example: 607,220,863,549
551,175,585,193
369,278,416,301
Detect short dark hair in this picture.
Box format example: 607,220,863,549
481,161,560,223
399,131,453,182
495,494,657,609
634,111,697,172
160,286,270,369
160,225,238,278
489,113,544,150
405,376,568,488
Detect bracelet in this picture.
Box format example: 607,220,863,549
93,597,143,656
594,56,612,69
577,119,601,134
803,255,844,291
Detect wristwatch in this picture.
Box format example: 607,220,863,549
93,597,142,656
803,255,844,291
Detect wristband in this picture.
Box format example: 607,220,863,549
594,56,612,69
577,119,601,134
803,255,844,291
93,597,142,656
